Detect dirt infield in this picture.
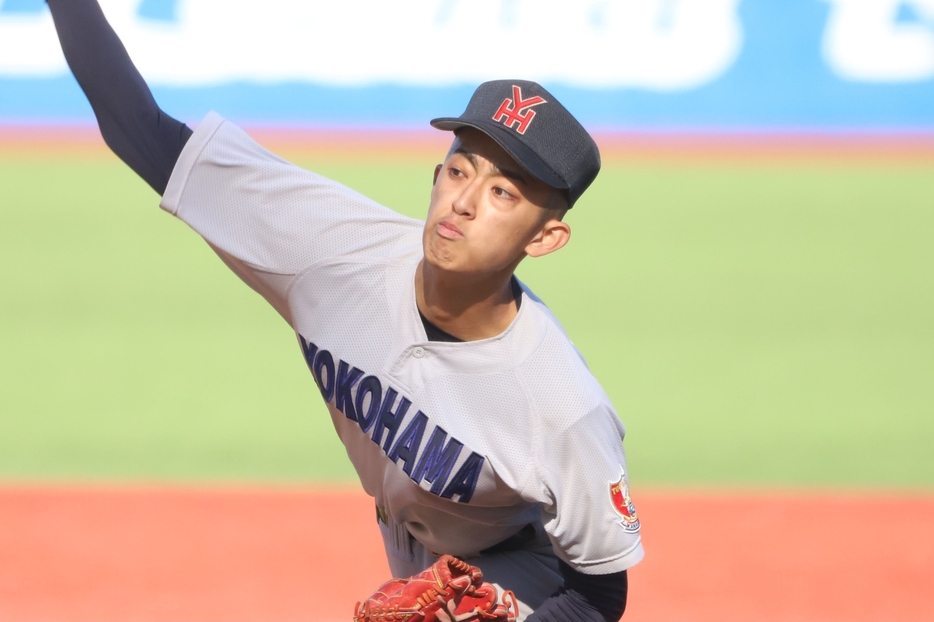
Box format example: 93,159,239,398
3,125,934,164
0,486,931,622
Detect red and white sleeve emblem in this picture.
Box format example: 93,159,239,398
609,469,641,533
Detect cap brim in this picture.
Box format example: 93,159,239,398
430,117,568,191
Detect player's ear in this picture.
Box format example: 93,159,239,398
432,163,443,185
525,219,570,258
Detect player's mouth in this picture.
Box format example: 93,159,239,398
436,220,464,240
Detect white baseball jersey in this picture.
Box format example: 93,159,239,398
160,112,644,578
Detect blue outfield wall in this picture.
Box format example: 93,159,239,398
0,0,933,130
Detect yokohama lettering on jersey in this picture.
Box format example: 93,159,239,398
299,334,485,504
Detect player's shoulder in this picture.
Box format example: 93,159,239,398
514,282,594,374
511,283,616,426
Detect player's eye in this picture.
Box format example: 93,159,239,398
492,187,515,200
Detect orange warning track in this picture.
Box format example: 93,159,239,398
0,486,389,622
0,486,932,622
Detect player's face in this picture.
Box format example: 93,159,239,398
423,129,569,276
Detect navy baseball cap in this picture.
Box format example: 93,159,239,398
430,79,601,208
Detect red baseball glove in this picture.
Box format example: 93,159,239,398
354,554,518,622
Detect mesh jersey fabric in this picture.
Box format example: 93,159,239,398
160,112,644,576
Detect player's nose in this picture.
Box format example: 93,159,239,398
451,180,480,218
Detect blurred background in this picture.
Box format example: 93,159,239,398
1,1,932,621
3,0,932,488
3,0,934,129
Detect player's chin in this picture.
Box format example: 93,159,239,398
423,252,465,274
424,238,462,269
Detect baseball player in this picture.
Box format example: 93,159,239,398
44,1,644,620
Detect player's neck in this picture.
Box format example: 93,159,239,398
415,260,519,341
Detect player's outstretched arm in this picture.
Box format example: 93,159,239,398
46,0,192,195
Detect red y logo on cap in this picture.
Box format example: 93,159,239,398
493,85,547,135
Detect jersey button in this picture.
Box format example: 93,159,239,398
413,347,426,359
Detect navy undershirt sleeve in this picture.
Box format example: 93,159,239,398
46,0,191,195
527,561,628,622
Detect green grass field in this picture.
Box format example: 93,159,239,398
1,149,932,488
